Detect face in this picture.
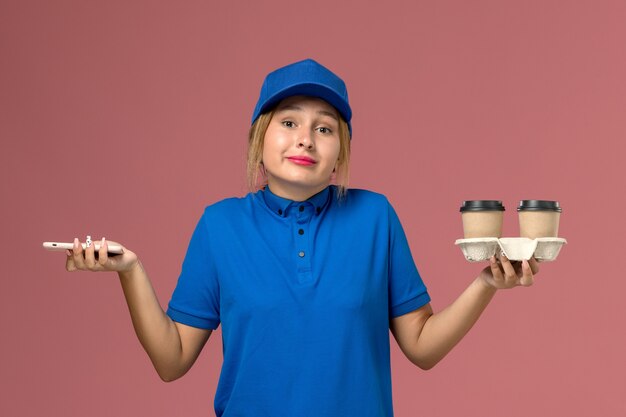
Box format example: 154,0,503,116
262,95,341,201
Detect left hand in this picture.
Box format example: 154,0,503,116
479,255,540,289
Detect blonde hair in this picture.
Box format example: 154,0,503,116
247,108,351,199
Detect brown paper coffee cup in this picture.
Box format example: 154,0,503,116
460,201,505,238
517,200,561,239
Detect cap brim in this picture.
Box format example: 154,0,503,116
258,83,352,124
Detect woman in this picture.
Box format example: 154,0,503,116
65,59,538,417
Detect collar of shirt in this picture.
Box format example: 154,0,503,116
261,185,332,217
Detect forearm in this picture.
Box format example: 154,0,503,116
415,276,496,369
117,261,184,380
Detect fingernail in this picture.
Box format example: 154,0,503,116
102,237,106,244
66,250,72,256
74,238,79,248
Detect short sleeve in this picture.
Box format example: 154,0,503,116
387,201,431,319
166,210,220,330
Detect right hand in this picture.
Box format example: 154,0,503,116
66,237,139,273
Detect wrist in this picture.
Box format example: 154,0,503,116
476,274,499,294
119,259,143,280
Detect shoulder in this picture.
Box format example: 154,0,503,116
200,193,257,222
330,187,392,219
340,187,391,209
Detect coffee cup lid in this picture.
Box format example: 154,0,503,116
517,200,562,212
460,200,505,212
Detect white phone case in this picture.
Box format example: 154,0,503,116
42,241,124,254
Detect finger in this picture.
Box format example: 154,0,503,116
65,249,77,272
84,236,97,269
528,257,540,275
72,237,87,270
500,255,519,286
489,256,504,284
520,259,534,287
98,237,109,266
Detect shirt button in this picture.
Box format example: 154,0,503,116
278,209,283,215
316,207,321,214
298,229,304,235
298,251,305,258
299,206,304,212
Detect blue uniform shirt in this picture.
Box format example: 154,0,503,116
166,185,430,417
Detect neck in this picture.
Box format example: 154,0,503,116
266,180,328,202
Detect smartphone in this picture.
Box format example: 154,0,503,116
43,241,124,255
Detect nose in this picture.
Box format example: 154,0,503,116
297,131,314,150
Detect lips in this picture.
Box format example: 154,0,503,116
287,156,317,166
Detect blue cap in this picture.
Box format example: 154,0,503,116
251,59,352,137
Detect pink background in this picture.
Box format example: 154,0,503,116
2,1,625,416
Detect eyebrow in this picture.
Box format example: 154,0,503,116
275,104,339,121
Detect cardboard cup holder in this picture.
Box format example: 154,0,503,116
454,237,567,262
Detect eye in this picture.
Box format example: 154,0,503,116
317,127,333,134
282,120,295,128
